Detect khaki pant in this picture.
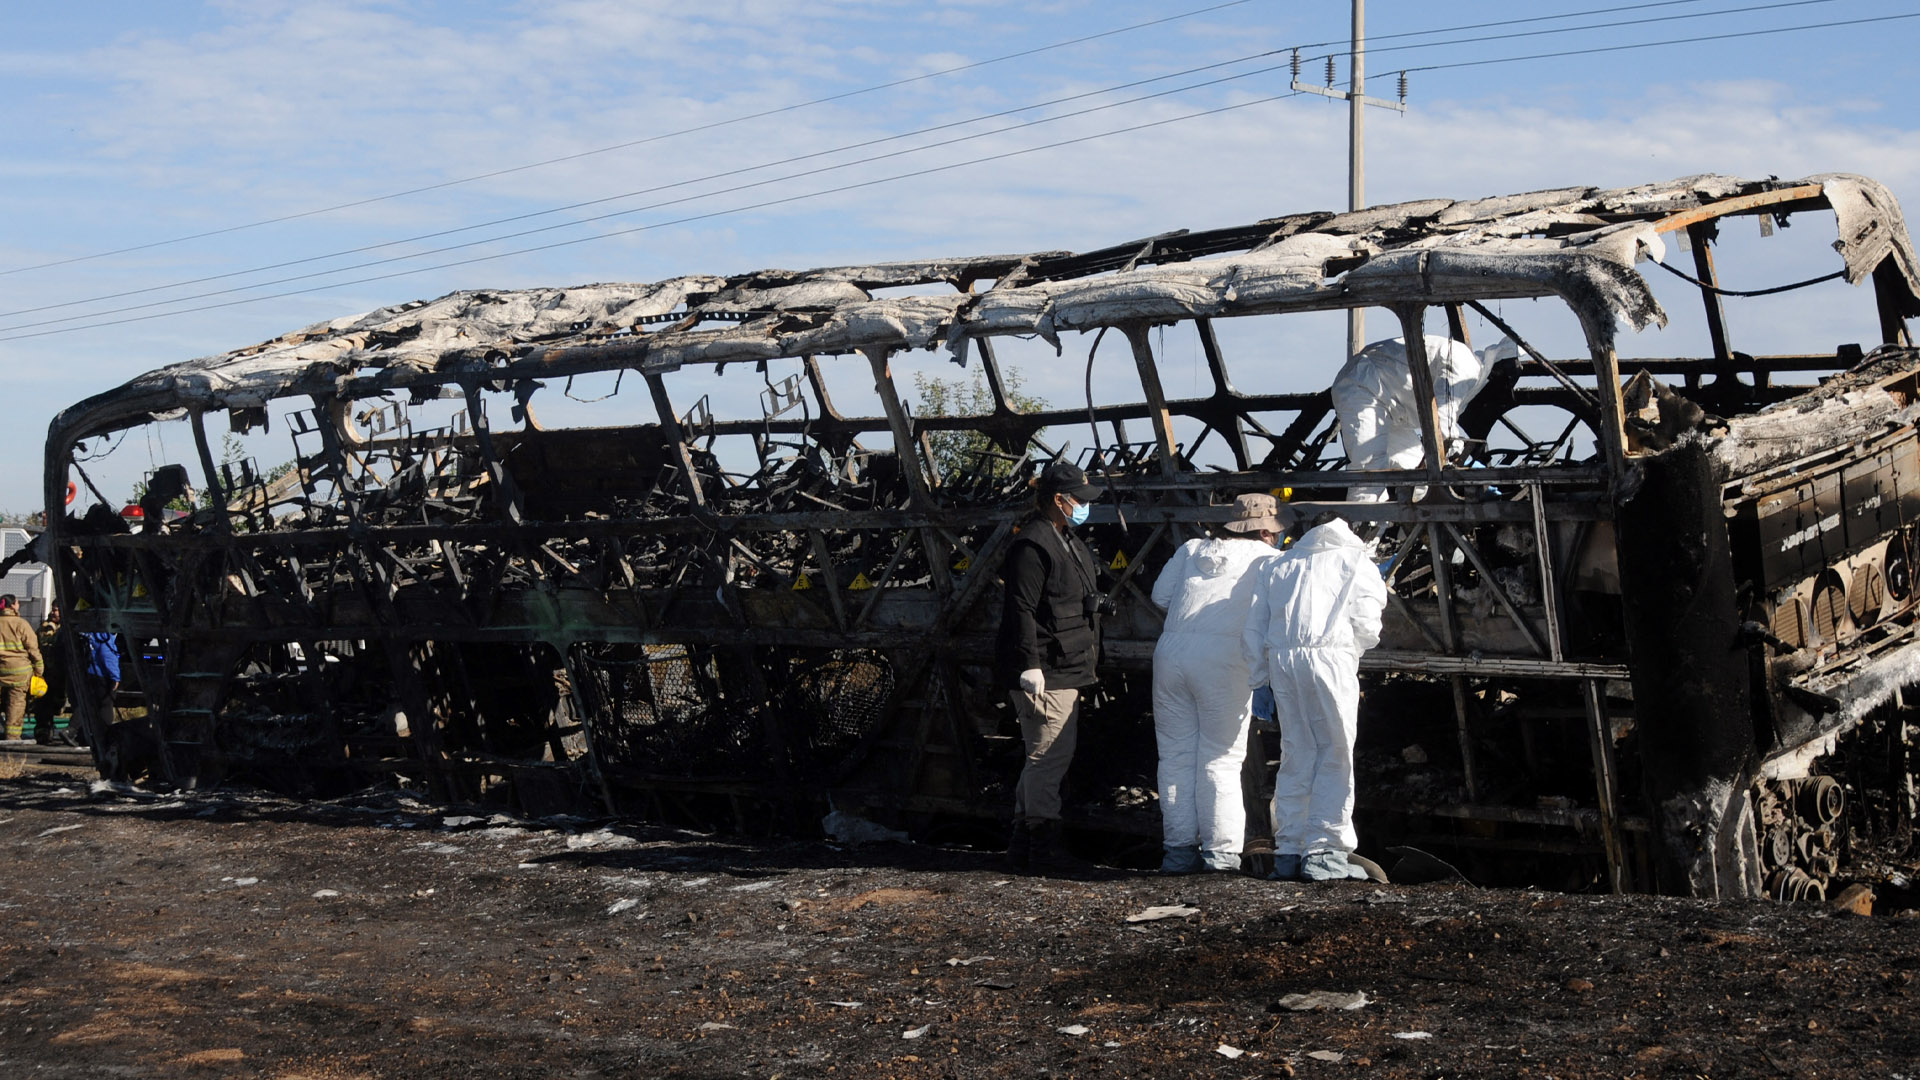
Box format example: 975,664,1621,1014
1011,687,1081,824
1,675,28,739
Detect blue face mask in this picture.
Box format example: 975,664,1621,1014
1067,499,1091,527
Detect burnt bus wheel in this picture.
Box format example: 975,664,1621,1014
1886,529,1912,602
1849,562,1887,628
1810,570,1850,644
1769,595,1809,651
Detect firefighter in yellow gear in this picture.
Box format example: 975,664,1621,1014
0,594,46,740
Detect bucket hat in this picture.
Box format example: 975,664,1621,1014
1221,492,1284,534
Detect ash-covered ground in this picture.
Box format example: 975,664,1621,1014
0,771,1914,1079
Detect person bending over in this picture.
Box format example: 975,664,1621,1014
1242,515,1387,882
1149,493,1283,873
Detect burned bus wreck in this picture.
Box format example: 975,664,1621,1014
42,173,1920,899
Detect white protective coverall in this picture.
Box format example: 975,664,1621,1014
1332,335,1505,502
1241,519,1389,869
1150,537,1278,864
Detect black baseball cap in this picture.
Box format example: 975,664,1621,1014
1036,461,1104,501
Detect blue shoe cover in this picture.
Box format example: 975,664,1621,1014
1201,850,1242,873
1302,850,1369,882
1160,846,1202,874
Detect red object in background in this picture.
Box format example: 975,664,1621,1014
65,481,76,506
120,505,145,519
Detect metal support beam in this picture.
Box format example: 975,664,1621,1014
1423,523,1477,800
806,529,848,630
975,337,1012,416
1529,483,1565,662
460,384,524,525
863,347,935,506
862,346,954,596
1443,521,1547,657
1195,318,1254,469
1465,301,1603,422
1123,323,1182,477
1583,677,1629,893
1393,305,1451,492
188,408,232,536
1873,257,1916,347
1687,222,1734,367
645,373,707,508
1589,343,1629,476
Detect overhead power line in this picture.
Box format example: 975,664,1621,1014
1398,10,1920,73
0,60,1299,334
1295,0,1838,67
0,48,1297,322
0,0,1741,284
4,4,1900,342
1286,0,1722,50
0,91,1307,343
3,0,1783,323
0,0,1257,278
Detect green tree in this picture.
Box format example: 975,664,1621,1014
205,433,296,506
912,368,1046,483
129,434,295,520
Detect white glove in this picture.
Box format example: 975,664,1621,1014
1018,668,1045,695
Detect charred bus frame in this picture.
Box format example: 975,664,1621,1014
42,173,1920,899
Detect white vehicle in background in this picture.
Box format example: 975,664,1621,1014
0,528,53,624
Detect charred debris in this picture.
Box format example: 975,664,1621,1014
40,173,1920,900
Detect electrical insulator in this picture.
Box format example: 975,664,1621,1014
1397,71,1408,103
1290,49,1301,81
1324,55,1336,87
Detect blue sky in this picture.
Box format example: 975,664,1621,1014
3,0,1918,511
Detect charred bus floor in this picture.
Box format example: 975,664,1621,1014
35,173,1920,900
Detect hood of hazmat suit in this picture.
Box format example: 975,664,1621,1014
1151,537,1278,643
1331,334,1500,502
1241,519,1389,665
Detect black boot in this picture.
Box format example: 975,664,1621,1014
1006,821,1033,871
1029,820,1091,876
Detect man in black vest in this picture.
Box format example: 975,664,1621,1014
997,461,1104,871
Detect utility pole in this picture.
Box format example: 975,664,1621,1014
1348,0,1367,360
1292,0,1406,359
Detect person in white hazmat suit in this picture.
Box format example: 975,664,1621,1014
1242,514,1390,882
1333,334,1511,502
1149,493,1286,874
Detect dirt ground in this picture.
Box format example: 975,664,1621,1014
0,768,1915,1080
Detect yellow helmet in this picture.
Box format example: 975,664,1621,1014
28,675,48,698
